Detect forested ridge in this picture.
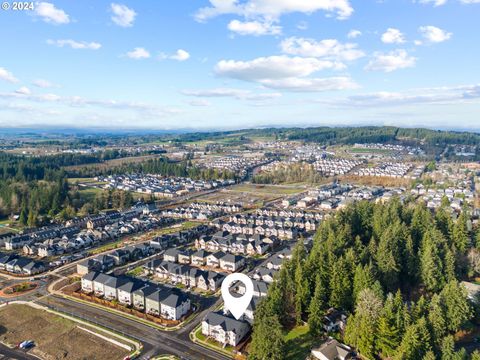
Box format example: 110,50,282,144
250,199,480,360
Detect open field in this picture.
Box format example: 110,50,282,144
194,184,306,207
284,324,316,360
64,154,160,171
0,304,130,360
230,184,306,195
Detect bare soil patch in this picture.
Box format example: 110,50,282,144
0,304,129,360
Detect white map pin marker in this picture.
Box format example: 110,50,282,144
221,273,254,320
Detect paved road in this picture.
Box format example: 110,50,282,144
0,344,38,360
37,295,230,360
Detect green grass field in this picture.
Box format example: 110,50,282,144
284,324,317,360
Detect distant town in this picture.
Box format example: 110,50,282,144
0,126,479,360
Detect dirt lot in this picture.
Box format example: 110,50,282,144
0,304,129,360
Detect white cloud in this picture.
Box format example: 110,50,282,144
322,84,480,108
32,79,57,88
182,88,282,101
419,0,447,6
125,47,151,59
47,39,102,50
460,0,480,3
381,28,405,44
111,3,137,27
419,25,452,43
215,55,344,82
280,37,364,61
170,49,190,61
15,87,31,95
214,55,358,92
228,19,281,36
365,49,416,72
0,67,19,83
195,0,354,22
159,49,191,61
347,29,362,39
260,77,359,92
34,2,70,24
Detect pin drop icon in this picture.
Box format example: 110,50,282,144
221,273,254,320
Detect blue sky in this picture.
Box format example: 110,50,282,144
0,0,479,130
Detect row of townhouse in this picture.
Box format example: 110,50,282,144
312,158,363,177
353,162,416,179
227,213,319,229
163,248,246,272
216,220,300,240
77,242,157,275
4,203,165,251
161,207,220,221
23,230,104,258
188,202,242,214
5,226,81,250
99,174,235,198
203,155,268,177
81,272,190,320
145,260,225,291
194,233,274,256
0,253,46,275
255,208,324,220
251,247,293,283
149,226,213,251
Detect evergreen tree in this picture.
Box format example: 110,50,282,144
308,274,327,337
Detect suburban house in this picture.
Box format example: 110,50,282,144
323,309,348,333
202,311,251,347
311,338,353,360
219,253,245,272
206,252,225,268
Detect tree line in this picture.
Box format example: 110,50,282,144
250,200,480,360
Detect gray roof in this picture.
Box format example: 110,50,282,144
162,292,189,308
83,271,101,282
203,311,251,333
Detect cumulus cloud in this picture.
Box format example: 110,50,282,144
365,49,416,72
0,67,19,83
170,49,190,61
418,26,452,43
195,0,354,22
381,28,406,44
34,2,70,24
111,3,137,27
347,29,362,39
158,49,191,61
280,37,364,61
228,19,281,36
214,56,357,92
125,47,151,59
47,39,102,50
15,87,31,95
215,55,344,82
